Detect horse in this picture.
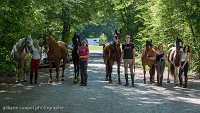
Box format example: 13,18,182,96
45,34,68,83
167,37,183,85
103,41,121,84
141,40,156,84
72,33,81,83
11,35,33,83
103,30,121,84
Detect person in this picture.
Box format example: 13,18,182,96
155,44,166,86
30,39,42,84
178,45,190,88
121,35,135,87
79,39,90,86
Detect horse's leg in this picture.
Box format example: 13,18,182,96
56,61,61,82
23,60,27,82
117,61,121,84
61,59,66,81
15,62,20,83
48,61,53,83
142,64,146,84
108,62,113,84
174,67,178,86
73,63,77,83
167,62,170,83
77,63,80,83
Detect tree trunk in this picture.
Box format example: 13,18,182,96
62,22,70,43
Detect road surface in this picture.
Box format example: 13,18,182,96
0,55,200,113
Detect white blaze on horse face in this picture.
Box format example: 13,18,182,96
179,42,182,47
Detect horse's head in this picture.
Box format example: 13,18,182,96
72,32,81,46
175,37,183,52
115,29,121,43
145,40,154,58
25,35,33,53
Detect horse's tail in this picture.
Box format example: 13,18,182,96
170,63,175,77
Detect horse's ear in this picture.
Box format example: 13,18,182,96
176,37,179,40
151,39,152,43
119,29,122,33
115,29,118,34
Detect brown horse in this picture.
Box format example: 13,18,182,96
103,41,121,84
45,34,68,83
167,37,183,85
141,40,156,84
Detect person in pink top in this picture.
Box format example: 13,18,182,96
79,39,90,86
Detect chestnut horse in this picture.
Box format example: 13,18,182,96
167,37,183,85
141,40,156,84
11,35,33,83
45,34,68,83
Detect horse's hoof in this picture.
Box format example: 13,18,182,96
61,79,64,81
167,81,170,83
73,80,77,84
109,81,113,84
48,80,52,83
174,83,178,86
105,78,109,81
118,82,122,85
16,80,20,83
143,82,146,84
23,80,27,82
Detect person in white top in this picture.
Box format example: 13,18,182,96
178,45,190,88
30,39,42,84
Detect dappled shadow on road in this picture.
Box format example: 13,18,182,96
0,56,200,113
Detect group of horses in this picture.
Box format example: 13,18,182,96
12,31,185,87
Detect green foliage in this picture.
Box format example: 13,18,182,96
0,0,200,75
99,33,107,45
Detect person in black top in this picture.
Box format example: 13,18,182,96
155,44,166,86
121,35,135,87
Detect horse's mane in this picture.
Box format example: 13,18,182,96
47,36,58,50
12,38,26,54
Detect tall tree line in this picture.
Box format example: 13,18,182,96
0,0,200,75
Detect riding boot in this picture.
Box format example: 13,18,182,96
30,72,33,84
179,76,183,87
124,74,129,86
34,72,38,84
183,76,188,88
85,74,88,86
131,74,135,87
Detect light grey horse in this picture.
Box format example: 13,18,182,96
11,35,33,83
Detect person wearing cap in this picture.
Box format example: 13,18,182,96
79,39,89,86
30,39,42,84
121,35,135,87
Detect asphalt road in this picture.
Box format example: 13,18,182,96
0,55,200,113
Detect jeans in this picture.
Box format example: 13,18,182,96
80,61,88,85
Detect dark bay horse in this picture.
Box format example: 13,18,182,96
72,33,81,83
141,40,156,84
11,35,33,83
45,34,68,83
167,37,183,85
